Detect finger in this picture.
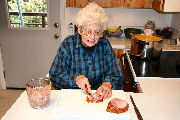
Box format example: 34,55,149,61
107,90,112,99
95,86,103,95
76,79,83,89
79,83,84,89
79,78,87,89
92,93,99,102
99,93,105,100
99,89,107,100
83,87,88,94
82,84,89,95
83,83,91,95
86,83,91,93
103,91,109,100
97,88,105,100
94,86,104,101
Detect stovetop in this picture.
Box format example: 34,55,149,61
128,51,180,78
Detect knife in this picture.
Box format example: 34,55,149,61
85,84,94,101
130,95,143,120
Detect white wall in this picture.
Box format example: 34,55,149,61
0,0,60,88
105,8,172,28
172,13,180,31
171,13,180,39
61,2,173,40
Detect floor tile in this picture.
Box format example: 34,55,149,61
0,88,23,119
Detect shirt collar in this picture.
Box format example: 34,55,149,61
75,33,97,57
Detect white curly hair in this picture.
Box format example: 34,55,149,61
75,2,108,30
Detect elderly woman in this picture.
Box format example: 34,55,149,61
49,3,123,101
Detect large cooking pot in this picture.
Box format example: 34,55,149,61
130,34,164,59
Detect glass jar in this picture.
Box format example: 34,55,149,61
25,78,51,109
144,28,154,35
144,20,155,36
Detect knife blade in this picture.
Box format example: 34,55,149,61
130,95,143,120
85,84,94,101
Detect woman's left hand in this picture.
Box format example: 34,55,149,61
93,82,112,101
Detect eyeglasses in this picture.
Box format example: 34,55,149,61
83,30,103,37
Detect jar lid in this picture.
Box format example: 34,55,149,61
145,20,155,29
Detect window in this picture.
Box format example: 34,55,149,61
6,0,48,29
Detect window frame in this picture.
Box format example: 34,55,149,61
4,0,50,30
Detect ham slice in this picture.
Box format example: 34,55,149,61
86,96,103,103
106,98,129,114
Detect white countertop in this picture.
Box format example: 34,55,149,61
1,90,138,120
2,78,180,120
107,37,131,49
107,37,180,51
133,78,180,120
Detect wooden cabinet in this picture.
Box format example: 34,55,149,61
66,0,88,8
121,0,152,8
152,0,163,12
66,0,152,8
113,49,124,71
113,49,124,61
152,0,180,12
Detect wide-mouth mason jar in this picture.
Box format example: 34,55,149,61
25,78,51,109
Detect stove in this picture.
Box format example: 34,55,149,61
124,51,180,81
122,50,180,92
130,51,180,77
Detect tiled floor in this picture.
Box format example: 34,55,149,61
0,82,23,119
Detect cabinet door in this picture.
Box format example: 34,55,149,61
66,0,125,7
124,0,152,8
95,0,152,8
152,0,180,12
152,0,164,12
163,0,180,12
113,49,124,69
92,0,124,7
66,0,89,7
66,0,152,8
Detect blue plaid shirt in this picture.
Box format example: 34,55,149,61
49,33,123,90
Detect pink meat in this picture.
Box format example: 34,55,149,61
110,98,128,108
106,98,129,114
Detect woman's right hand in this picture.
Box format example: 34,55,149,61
76,75,91,94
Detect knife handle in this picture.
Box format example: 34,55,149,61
85,84,91,95
130,95,143,120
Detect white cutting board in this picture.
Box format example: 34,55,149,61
52,89,132,120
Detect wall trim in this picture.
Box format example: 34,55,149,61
0,46,6,89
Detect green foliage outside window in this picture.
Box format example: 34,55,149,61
7,0,48,28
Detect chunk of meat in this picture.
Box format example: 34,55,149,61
86,96,103,103
106,98,129,114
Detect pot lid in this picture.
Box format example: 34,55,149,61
131,34,163,41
